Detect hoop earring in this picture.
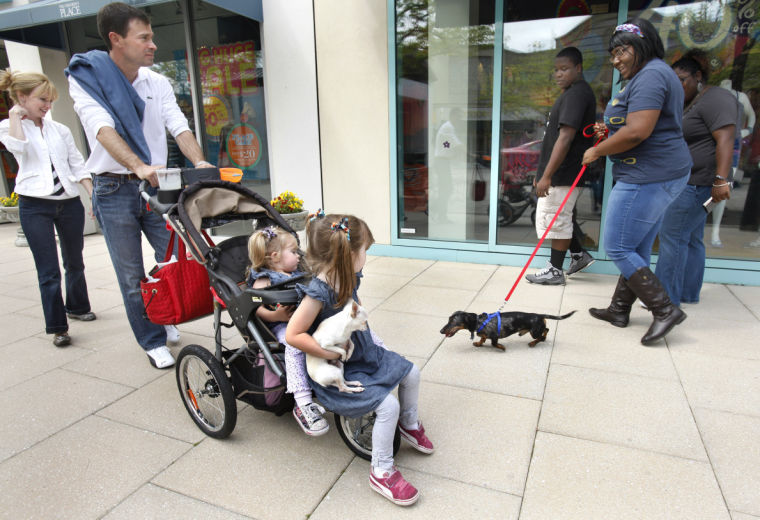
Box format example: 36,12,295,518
697,81,703,92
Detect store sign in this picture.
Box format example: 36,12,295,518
58,1,81,18
198,42,258,97
225,123,261,168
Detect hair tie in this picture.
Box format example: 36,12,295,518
309,208,325,222
330,217,350,241
615,23,644,38
261,226,277,241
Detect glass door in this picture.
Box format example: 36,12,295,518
396,0,495,243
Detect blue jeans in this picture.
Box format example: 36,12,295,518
603,177,688,279
92,176,170,351
19,195,91,334
655,184,711,306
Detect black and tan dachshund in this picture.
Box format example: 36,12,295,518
440,310,576,350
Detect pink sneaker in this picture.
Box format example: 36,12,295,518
399,422,434,454
369,467,419,506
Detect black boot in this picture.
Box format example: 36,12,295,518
626,267,686,346
589,275,636,327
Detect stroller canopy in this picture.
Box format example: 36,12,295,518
176,180,298,260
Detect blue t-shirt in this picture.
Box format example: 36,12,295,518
604,58,692,183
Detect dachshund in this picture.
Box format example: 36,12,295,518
440,310,575,350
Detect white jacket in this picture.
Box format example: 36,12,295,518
0,117,90,198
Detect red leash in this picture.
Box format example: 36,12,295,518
499,124,606,310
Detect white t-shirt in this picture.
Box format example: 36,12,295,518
68,67,190,174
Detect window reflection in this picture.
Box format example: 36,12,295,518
396,0,494,242
630,1,760,259
497,3,617,248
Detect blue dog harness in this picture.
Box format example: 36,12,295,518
473,312,501,339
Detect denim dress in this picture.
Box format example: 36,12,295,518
297,277,412,418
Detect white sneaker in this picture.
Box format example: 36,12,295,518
164,325,180,345
147,345,175,369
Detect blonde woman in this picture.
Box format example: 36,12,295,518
0,69,95,347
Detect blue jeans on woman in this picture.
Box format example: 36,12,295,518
92,175,170,351
19,195,91,334
655,184,711,306
603,176,689,279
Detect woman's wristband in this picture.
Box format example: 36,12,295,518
714,174,728,181
195,160,213,168
712,182,730,188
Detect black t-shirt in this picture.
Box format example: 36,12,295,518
537,79,596,186
682,86,737,186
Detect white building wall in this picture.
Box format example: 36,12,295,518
261,0,323,213
313,0,391,244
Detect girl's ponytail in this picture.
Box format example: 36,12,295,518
306,214,375,307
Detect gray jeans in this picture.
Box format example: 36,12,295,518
372,364,420,470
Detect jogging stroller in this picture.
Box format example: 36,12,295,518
139,171,399,459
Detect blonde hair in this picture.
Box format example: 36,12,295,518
305,214,375,307
0,68,58,104
247,226,298,272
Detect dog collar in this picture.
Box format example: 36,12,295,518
475,312,501,337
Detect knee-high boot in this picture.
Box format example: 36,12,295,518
589,275,636,327
626,267,686,345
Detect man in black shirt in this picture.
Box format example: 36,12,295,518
526,47,596,285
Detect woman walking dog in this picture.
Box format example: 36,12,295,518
582,19,692,345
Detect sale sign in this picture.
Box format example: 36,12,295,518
225,123,261,168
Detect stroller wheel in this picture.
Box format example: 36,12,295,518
335,412,400,461
176,344,237,439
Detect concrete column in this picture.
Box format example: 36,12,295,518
261,0,323,213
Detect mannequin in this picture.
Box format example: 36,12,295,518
711,80,756,247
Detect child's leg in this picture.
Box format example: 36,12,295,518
372,393,400,471
276,324,311,400
275,324,328,436
370,392,420,506
397,365,434,454
397,364,420,429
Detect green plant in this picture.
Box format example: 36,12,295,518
270,191,304,214
0,192,18,207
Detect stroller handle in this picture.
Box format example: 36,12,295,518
139,180,177,216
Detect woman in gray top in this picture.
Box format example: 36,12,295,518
655,49,735,306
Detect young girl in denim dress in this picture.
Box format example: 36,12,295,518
246,225,328,436
285,213,434,507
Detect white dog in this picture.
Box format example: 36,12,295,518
306,300,368,393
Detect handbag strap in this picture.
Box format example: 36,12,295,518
163,231,176,263
163,228,215,264
162,230,189,264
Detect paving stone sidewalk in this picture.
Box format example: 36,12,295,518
0,222,758,519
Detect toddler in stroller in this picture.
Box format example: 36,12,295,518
246,225,330,436
139,174,406,462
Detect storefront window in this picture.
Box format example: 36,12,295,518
396,0,495,243
497,1,617,248
193,6,270,197
628,0,760,257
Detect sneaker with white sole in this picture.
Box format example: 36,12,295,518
525,262,565,285
567,251,595,276
369,467,419,506
399,421,434,454
292,402,329,436
164,325,180,345
146,345,175,369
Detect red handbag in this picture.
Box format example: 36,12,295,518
140,231,213,325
